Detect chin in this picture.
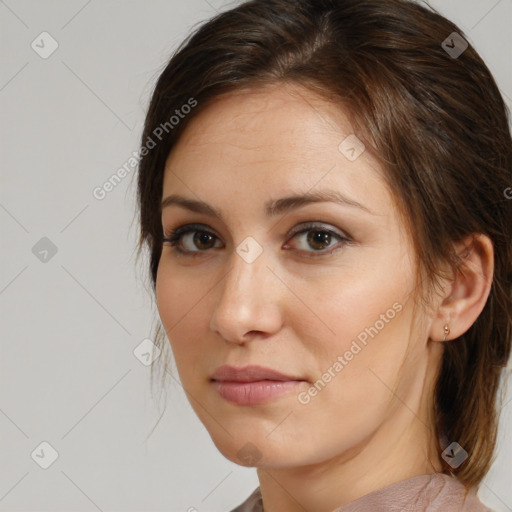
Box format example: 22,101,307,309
209,429,312,469
209,429,286,466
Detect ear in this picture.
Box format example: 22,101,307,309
429,234,494,342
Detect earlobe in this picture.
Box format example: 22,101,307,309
429,234,494,343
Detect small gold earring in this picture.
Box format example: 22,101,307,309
443,324,450,341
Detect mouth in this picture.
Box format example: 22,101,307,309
210,364,305,382
210,365,307,405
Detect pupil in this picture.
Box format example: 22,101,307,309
309,230,330,249
196,232,213,248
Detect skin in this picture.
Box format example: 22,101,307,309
155,83,494,512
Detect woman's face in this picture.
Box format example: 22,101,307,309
156,84,442,470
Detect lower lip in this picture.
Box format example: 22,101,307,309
211,380,305,405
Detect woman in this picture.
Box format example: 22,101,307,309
136,0,512,510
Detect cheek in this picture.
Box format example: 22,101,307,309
287,261,412,403
287,261,407,352
155,258,202,323
155,261,210,377
288,310,412,459
155,263,191,357
155,263,178,325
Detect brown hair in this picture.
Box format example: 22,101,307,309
136,0,512,491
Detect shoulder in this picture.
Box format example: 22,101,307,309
337,473,493,512
401,473,494,512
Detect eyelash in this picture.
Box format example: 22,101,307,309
162,222,352,258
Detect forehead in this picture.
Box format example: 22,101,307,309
167,84,354,164
162,84,394,221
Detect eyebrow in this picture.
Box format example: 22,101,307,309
161,190,374,220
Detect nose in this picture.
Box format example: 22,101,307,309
209,247,284,344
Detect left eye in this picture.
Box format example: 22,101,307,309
287,226,348,253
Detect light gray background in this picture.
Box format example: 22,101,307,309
1,1,511,511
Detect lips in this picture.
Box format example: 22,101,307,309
210,364,305,383
210,365,307,405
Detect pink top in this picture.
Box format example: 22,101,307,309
230,473,493,512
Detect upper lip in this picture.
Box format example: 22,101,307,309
211,365,305,382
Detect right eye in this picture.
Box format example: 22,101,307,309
163,223,223,256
